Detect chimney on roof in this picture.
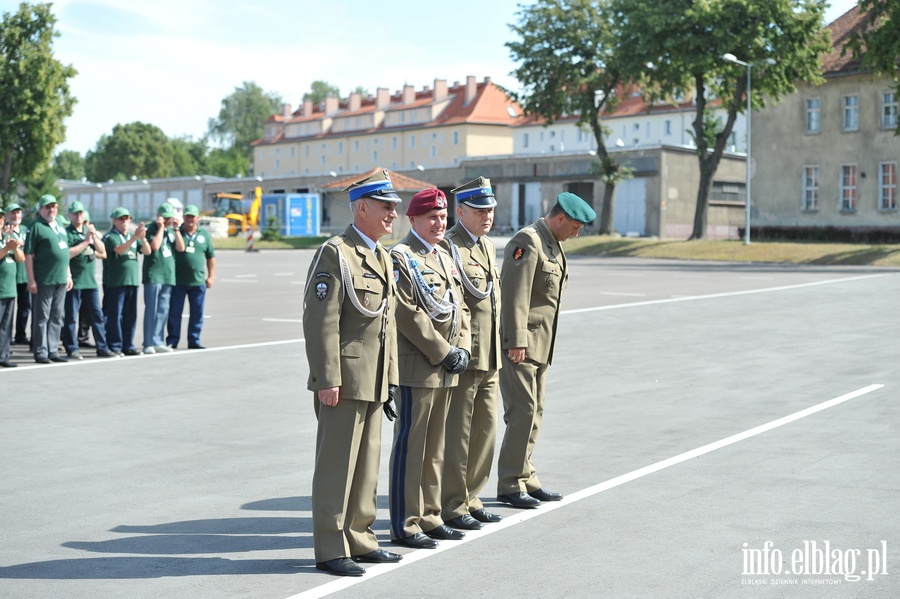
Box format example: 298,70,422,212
280,103,292,117
303,100,313,116
349,91,361,112
484,76,491,84
465,75,477,105
403,84,415,105
375,87,390,109
434,78,448,101
324,96,339,115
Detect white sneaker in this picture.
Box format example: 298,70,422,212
154,345,173,353
143,347,156,355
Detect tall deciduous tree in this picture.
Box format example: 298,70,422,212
84,122,174,181
507,0,625,234
302,80,341,105
208,81,282,165
0,3,76,200
845,0,900,134
612,0,829,240
53,150,86,181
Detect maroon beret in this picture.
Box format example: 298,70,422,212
406,188,447,216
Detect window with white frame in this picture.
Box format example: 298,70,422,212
879,162,897,210
805,98,821,133
802,165,819,211
337,141,343,154
664,120,672,136
523,133,529,148
840,164,857,210
453,131,459,145
882,92,898,129
843,95,859,131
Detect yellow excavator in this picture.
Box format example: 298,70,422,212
211,186,262,236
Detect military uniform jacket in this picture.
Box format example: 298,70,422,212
441,223,501,372
500,218,568,365
303,226,398,402
391,233,471,388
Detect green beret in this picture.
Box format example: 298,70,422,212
556,192,596,224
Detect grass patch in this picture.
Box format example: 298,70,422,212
563,236,900,267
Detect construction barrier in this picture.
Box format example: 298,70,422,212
246,228,255,252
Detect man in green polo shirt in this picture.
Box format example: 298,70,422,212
0,208,24,367
62,202,116,359
167,204,215,349
142,202,184,354
5,203,29,345
103,207,150,356
24,195,73,364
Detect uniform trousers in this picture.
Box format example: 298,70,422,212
442,368,499,519
15,282,30,342
312,396,383,563
32,283,66,360
496,355,549,495
142,283,172,349
166,284,205,348
104,286,138,353
62,288,108,354
389,385,451,540
0,296,14,361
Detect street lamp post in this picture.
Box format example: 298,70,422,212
721,54,775,245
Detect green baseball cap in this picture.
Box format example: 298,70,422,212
184,205,200,217
38,194,58,208
111,207,131,219
4,203,22,214
158,203,174,218
68,200,85,214
83,210,92,222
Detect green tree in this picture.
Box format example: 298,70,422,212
845,0,900,134
612,0,830,240
205,147,250,178
170,136,208,176
207,81,281,165
53,149,85,180
0,3,76,200
84,122,175,181
507,0,625,234
302,80,341,105
21,163,60,210
351,86,370,98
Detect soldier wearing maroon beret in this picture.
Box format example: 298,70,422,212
388,188,471,549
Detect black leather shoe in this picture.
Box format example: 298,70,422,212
353,548,402,563
0,360,17,368
123,348,140,356
445,514,483,530
470,508,503,523
393,532,437,549
498,492,541,509
529,488,563,502
424,524,465,540
49,355,68,363
96,350,119,358
35,357,50,364
78,341,95,349
188,344,206,350
315,557,365,577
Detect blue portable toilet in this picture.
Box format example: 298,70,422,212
260,193,321,236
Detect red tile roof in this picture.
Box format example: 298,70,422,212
320,168,435,191
822,4,867,77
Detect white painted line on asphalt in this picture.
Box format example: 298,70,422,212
284,383,884,599
563,273,893,315
219,279,258,283
233,274,258,278
262,318,304,323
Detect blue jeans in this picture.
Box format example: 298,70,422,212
32,283,66,359
166,284,206,348
62,288,108,354
143,283,172,349
104,286,138,353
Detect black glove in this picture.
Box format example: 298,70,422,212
384,385,398,421
441,347,470,374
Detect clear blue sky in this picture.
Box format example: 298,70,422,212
0,0,861,156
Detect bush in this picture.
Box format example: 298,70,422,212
743,226,900,244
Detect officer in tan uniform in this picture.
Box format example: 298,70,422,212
303,169,402,577
389,188,471,549
440,177,504,530
496,192,596,509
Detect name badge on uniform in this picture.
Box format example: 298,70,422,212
162,247,172,258
58,241,67,249
127,251,136,259
186,247,196,254
197,235,205,243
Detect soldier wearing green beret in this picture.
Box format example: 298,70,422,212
496,192,596,509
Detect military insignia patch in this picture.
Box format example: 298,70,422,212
393,270,400,282
513,247,525,260
363,272,377,279
315,272,332,278
315,282,328,300
436,196,446,208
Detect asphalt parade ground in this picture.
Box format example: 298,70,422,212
1,247,898,599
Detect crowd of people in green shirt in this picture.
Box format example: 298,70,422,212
0,195,216,367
